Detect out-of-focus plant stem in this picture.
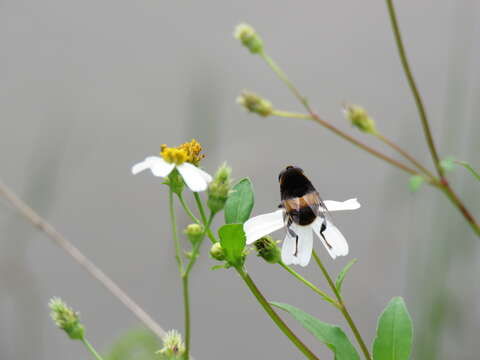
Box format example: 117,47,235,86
312,250,371,360
385,0,480,236
81,338,104,360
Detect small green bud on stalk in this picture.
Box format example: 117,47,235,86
254,236,281,264
343,104,378,135
207,163,232,214
210,242,226,261
234,23,263,54
49,297,85,340
237,91,274,117
184,223,204,244
157,330,185,359
165,168,184,195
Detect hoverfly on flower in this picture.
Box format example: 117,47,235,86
244,166,360,266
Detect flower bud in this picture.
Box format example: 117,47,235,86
49,297,85,340
237,91,273,117
234,23,263,54
210,242,225,261
253,236,281,264
165,168,185,195
343,104,378,135
207,163,232,214
184,223,204,244
157,330,185,359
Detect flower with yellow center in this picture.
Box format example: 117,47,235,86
132,140,212,192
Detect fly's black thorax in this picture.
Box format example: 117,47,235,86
279,167,318,226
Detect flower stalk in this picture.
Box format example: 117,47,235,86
235,267,320,360
311,250,371,360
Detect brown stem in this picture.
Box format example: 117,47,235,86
0,179,169,340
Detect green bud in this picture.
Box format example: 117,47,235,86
49,297,85,340
165,168,184,195
237,91,273,117
343,104,378,135
253,236,281,264
210,242,226,261
207,163,233,214
157,330,185,359
184,223,204,244
234,23,263,54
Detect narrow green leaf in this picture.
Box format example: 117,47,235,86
454,160,480,182
440,156,456,172
372,297,413,360
335,258,357,295
271,302,360,360
408,175,424,192
224,178,254,224
218,224,246,267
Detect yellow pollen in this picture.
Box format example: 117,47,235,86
160,139,205,165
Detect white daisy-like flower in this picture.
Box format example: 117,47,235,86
244,198,360,267
131,140,213,192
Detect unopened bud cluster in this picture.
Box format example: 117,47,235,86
343,104,378,135
207,163,232,214
210,242,226,261
49,297,85,340
237,91,273,117
184,223,204,244
234,23,263,54
157,330,185,359
254,236,281,264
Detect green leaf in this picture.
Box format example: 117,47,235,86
372,297,413,360
104,328,161,360
335,258,357,295
455,160,480,182
218,224,246,267
224,178,254,224
440,156,456,172
271,302,360,360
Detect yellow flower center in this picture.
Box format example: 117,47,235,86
160,139,205,165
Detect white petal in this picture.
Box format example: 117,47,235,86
281,231,297,266
312,217,349,259
244,209,284,244
323,198,361,212
177,162,210,192
281,224,313,267
131,156,175,177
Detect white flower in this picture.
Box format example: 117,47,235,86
244,198,360,266
131,156,212,192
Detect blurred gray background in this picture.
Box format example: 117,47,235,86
1,0,479,359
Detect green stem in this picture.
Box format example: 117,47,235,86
178,193,201,224
169,190,184,273
272,110,312,120
385,0,443,177
278,261,339,307
193,192,216,243
385,0,480,236
236,267,320,360
260,52,419,177
181,274,191,360
312,250,371,360
81,338,104,360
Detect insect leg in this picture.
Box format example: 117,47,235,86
286,217,299,256
319,218,332,249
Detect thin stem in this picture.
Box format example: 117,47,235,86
375,133,435,180
441,183,480,236
278,261,339,307
193,192,216,243
181,274,191,360
0,179,168,340
272,110,312,120
261,52,418,177
169,190,184,273
236,267,320,360
177,193,201,224
312,250,371,360
385,0,443,178
81,338,104,360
